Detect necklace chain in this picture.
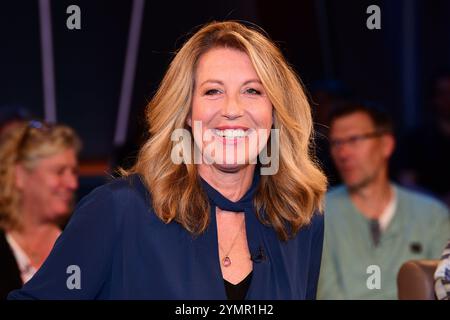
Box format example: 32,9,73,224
218,217,245,267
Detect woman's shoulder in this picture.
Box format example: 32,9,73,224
58,174,160,242
304,211,324,234
78,174,149,206
303,212,324,257
309,211,324,241
288,211,324,244
296,211,324,247
72,174,153,223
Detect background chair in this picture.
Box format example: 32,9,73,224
397,259,439,300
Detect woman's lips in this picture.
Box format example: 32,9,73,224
212,128,253,145
54,193,73,203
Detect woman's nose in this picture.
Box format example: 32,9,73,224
63,170,79,190
222,95,244,119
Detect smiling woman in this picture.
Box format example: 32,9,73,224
8,21,327,300
189,48,273,173
0,120,81,298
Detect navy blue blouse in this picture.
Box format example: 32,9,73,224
8,172,324,300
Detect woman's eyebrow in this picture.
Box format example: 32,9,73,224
200,79,224,87
242,79,262,86
199,79,262,87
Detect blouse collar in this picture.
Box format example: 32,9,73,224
199,169,260,212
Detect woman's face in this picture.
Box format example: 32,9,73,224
189,47,273,172
16,148,79,224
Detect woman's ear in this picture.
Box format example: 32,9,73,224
14,164,27,190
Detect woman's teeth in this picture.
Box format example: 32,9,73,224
214,129,248,138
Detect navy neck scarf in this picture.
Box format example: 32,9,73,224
199,168,268,266
199,169,261,213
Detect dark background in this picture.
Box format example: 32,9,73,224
1,0,449,198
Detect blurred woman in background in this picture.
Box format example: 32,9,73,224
0,120,81,298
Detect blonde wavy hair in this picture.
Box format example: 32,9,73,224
126,21,327,240
0,121,82,231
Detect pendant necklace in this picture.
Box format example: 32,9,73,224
218,218,245,267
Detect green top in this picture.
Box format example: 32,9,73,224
317,184,450,299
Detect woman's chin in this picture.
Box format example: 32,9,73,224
48,204,72,219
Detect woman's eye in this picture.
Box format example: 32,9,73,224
204,89,221,95
245,88,261,95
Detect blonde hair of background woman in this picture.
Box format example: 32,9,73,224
126,21,327,240
0,122,82,231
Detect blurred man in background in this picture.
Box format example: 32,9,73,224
317,102,450,299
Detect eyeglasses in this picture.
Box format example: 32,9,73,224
329,131,385,149
27,120,52,130
17,120,54,150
